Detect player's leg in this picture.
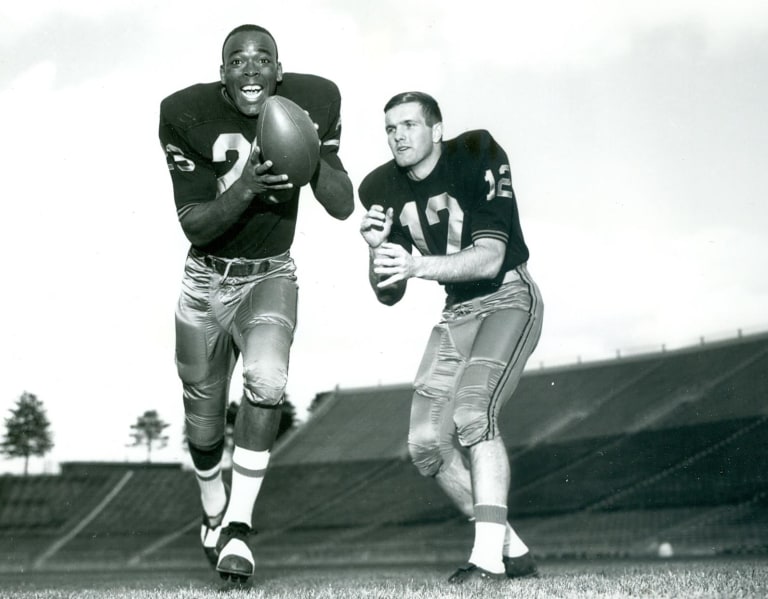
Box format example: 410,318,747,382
175,258,236,566
452,271,543,580
216,270,297,578
408,323,469,503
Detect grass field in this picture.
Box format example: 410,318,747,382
2,558,767,599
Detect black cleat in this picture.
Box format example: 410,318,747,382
448,563,507,584
216,522,256,582
503,552,539,578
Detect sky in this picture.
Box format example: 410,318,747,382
1,0,766,471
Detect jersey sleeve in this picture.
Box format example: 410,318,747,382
158,102,218,221
316,87,345,173
358,166,413,253
286,75,346,174
467,130,516,246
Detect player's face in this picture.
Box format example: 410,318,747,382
220,31,283,117
385,102,442,179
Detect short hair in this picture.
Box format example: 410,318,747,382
221,24,278,62
384,91,443,126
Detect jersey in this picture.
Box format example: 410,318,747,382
358,130,530,303
159,73,346,259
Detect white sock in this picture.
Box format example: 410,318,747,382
503,522,530,558
469,522,506,573
468,504,507,574
222,447,270,528
194,464,226,519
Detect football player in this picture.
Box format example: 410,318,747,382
359,92,543,584
158,24,353,582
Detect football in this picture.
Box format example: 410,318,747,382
257,96,320,188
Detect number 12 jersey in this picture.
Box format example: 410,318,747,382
358,129,530,303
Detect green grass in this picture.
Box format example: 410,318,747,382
2,559,767,598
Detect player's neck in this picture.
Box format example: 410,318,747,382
407,144,442,181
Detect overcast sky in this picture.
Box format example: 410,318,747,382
1,1,766,471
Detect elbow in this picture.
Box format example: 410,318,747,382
378,293,403,306
180,224,208,248
339,204,355,221
333,181,355,220
481,256,505,280
376,283,406,306
330,196,354,220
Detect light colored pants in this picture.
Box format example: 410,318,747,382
175,250,298,448
408,264,543,476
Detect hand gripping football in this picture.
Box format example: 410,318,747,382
257,96,320,187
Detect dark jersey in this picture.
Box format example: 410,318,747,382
358,130,529,303
159,73,345,259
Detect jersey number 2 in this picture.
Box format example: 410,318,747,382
212,133,252,194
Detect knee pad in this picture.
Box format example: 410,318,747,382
408,440,443,477
454,358,505,446
242,363,288,407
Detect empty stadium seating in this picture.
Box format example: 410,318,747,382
1,331,767,570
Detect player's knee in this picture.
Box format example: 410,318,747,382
408,419,445,477
453,392,492,447
242,363,288,407
408,440,443,477
454,359,503,446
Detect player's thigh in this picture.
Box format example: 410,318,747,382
235,275,298,401
410,324,466,446
455,306,542,443
175,281,236,444
236,275,297,355
478,280,543,395
175,274,234,387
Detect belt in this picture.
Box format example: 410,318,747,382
190,248,271,277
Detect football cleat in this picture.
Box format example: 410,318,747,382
447,563,507,584
199,485,230,568
503,552,540,578
200,509,225,568
216,521,256,582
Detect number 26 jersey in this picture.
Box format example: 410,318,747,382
358,129,530,303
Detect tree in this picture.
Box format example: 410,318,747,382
128,410,170,462
1,391,54,476
277,397,297,439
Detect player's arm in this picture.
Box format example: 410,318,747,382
309,158,354,220
160,110,293,247
179,146,291,246
360,204,407,305
308,97,353,220
373,238,505,289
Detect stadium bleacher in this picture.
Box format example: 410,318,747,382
1,331,766,570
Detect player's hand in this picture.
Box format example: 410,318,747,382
360,204,393,249
372,242,415,288
240,144,294,202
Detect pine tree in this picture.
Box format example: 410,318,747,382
1,392,54,476
128,410,170,462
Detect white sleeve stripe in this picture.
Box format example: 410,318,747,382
322,139,340,147
473,230,509,242
177,204,198,220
